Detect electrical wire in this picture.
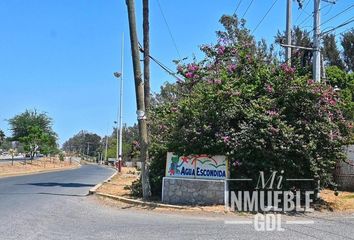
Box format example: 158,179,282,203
241,0,254,19
156,0,181,59
138,42,184,82
251,0,279,34
295,0,311,24
320,4,354,28
233,0,243,15
321,17,354,36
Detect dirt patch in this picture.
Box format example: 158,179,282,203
96,167,231,214
97,169,354,214
0,157,79,178
96,167,139,197
320,189,354,212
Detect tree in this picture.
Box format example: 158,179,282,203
342,30,354,72
0,130,5,147
276,26,312,73
147,15,352,195
8,109,57,163
62,131,101,157
322,34,345,70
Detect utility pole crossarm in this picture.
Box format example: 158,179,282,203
280,43,315,51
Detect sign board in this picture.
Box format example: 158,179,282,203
165,152,228,180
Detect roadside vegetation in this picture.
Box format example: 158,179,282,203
135,15,354,198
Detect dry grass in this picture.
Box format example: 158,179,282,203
97,167,139,197
97,169,354,214
96,167,230,214
0,157,79,178
320,189,354,212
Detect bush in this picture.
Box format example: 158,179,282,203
147,15,352,193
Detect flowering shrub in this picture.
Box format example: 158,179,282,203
148,15,351,196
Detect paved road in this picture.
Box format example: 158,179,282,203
0,165,354,240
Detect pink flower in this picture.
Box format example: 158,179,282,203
266,110,279,117
269,126,279,134
171,107,178,112
177,65,183,73
214,79,222,84
217,45,225,55
307,79,315,85
187,63,199,72
227,64,237,73
221,136,230,143
185,72,194,79
265,84,274,93
280,64,295,75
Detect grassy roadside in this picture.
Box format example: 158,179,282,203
96,167,354,213
0,157,80,178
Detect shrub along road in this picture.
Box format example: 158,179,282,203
0,164,353,240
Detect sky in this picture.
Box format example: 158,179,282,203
0,0,353,145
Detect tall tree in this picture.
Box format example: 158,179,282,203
8,110,57,162
276,26,312,73
322,34,345,70
0,130,5,146
342,30,354,72
62,131,101,157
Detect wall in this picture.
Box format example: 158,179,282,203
335,145,354,191
162,177,225,205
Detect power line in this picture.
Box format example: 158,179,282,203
295,0,311,24
233,0,243,15
320,4,354,27
138,42,184,82
321,17,354,36
156,0,181,59
297,12,313,27
241,0,254,19
251,0,279,34
335,27,354,37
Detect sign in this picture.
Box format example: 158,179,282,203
165,152,228,180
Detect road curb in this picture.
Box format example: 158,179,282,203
94,192,188,209
88,167,118,195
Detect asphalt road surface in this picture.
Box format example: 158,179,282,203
0,165,354,240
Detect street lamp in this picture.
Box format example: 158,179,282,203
113,33,124,172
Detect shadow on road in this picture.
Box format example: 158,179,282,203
17,182,95,188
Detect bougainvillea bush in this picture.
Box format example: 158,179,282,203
148,15,352,196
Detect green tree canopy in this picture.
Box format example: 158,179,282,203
62,131,101,157
8,109,57,160
341,30,354,72
322,34,345,70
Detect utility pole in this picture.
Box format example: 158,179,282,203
114,121,119,170
286,0,292,65
104,135,108,163
126,0,151,199
143,0,150,111
313,0,321,82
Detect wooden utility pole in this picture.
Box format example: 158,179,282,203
125,0,151,199
143,0,150,112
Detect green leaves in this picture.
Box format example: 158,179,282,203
9,110,57,159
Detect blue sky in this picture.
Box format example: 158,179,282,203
0,0,352,145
